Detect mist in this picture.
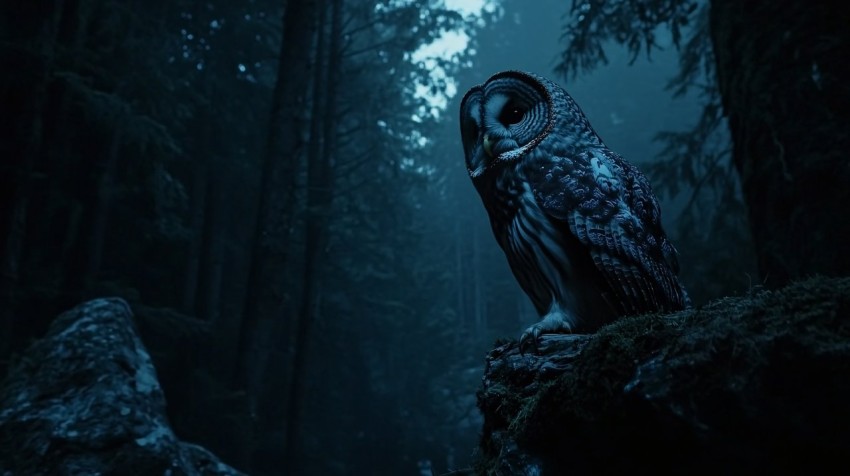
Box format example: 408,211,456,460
4,0,845,474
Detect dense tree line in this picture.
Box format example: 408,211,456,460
0,0,497,474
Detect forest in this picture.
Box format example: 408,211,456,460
1,0,848,474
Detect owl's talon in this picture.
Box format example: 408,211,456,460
519,327,542,354
518,312,574,354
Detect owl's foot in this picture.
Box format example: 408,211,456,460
519,312,574,354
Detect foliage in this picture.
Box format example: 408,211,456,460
556,0,699,79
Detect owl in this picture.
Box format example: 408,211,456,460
460,70,689,350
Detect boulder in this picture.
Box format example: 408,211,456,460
0,298,245,475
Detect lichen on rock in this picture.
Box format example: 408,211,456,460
0,298,245,475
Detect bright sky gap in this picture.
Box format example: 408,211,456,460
408,0,498,119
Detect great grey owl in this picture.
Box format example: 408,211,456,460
460,70,689,349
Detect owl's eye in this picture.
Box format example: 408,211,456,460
499,102,527,126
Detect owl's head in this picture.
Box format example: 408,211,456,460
460,70,599,178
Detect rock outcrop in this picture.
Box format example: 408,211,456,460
0,298,245,475
476,277,850,475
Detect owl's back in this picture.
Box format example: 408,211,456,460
525,146,689,317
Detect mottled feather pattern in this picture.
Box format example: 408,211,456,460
460,70,689,341
527,147,688,314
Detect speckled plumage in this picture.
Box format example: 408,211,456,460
460,71,689,347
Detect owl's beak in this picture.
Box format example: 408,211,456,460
483,133,494,157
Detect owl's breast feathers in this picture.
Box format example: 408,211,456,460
527,147,690,315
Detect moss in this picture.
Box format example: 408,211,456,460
516,314,682,442
477,276,850,474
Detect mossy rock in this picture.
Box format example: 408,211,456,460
476,276,850,475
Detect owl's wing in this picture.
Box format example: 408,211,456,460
529,148,689,315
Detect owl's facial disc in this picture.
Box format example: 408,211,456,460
460,87,486,177
460,72,552,177
480,75,551,164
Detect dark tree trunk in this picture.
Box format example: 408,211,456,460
253,0,330,457
472,225,486,334
181,0,218,317
84,120,123,284
199,158,223,325
183,110,213,315
37,0,95,255
233,0,319,389
283,0,342,473
0,0,65,357
182,160,207,315
710,0,850,286
454,219,466,344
